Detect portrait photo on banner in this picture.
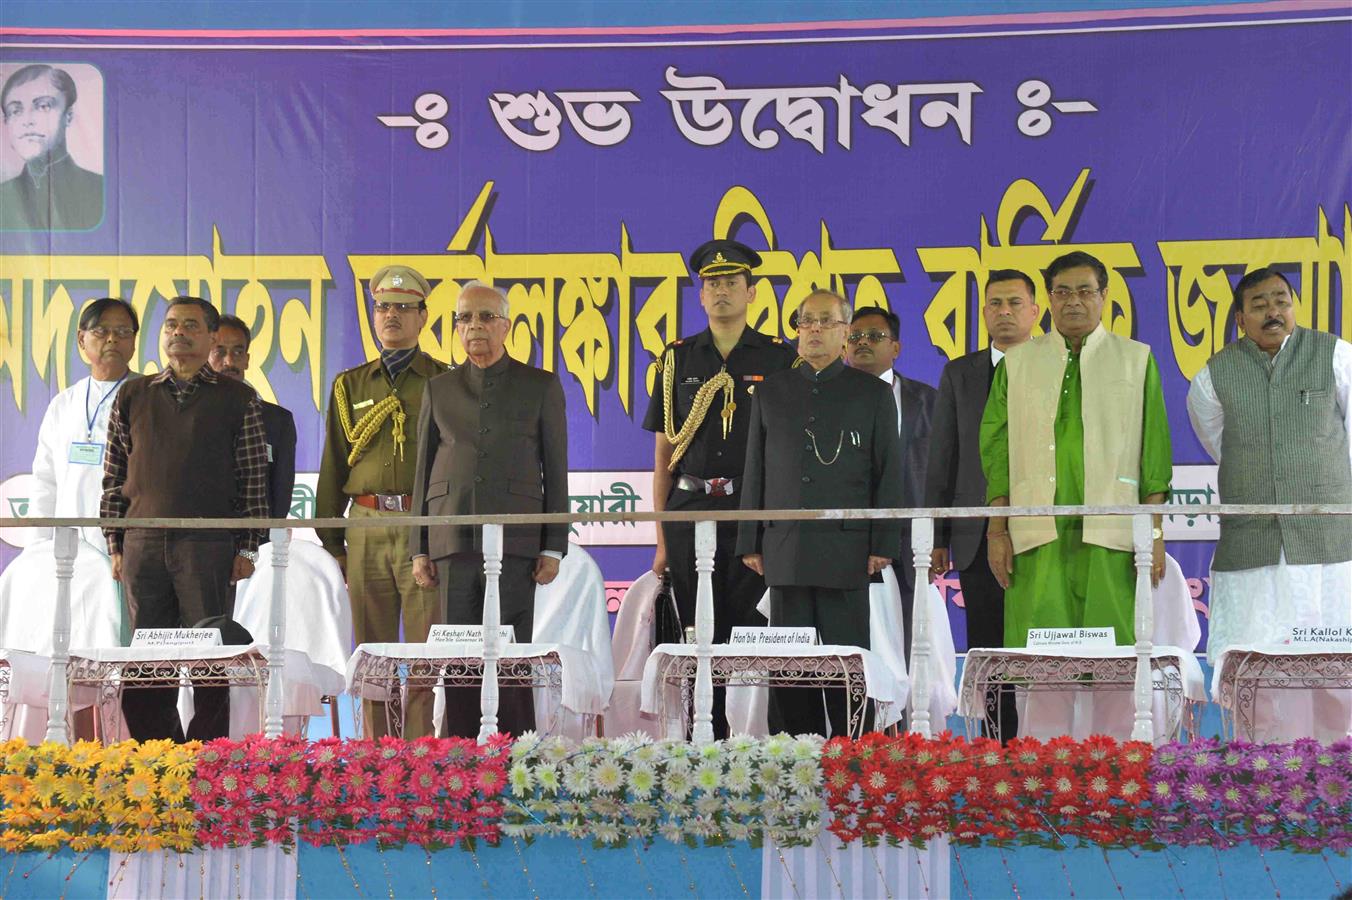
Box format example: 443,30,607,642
0,61,105,232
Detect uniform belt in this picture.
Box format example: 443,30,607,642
675,474,736,497
353,493,414,512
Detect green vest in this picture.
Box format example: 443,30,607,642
1207,327,1352,570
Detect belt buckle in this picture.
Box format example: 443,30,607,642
706,477,731,498
379,494,403,512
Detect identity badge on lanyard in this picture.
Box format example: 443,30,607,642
72,374,127,465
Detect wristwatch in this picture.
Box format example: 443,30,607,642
237,549,259,563
1151,527,1164,541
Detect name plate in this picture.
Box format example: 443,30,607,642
1026,627,1115,649
1284,626,1352,646
427,624,517,645
131,628,223,648
729,626,818,647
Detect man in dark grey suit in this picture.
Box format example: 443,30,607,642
410,282,569,737
845,307,936,674
738,289,903,737
209,315,297,523
923,269,1039,740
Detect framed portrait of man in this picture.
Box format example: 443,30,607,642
0,62,104,231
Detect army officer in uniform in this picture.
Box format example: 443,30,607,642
642,238,797,738
316,265,449,738
737,289,903,737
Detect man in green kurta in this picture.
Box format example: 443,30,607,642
979,252,1172,647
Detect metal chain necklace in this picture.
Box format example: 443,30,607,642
803,427,843,465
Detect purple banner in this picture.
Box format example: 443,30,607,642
1,14,1348,649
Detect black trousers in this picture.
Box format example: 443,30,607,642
439,553,536,738
959,536,1018,741
767,584,872,738
120,529,236,742
662,488,768,739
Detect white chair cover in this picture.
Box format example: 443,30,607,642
531,545,614,738
1019,552,1203,740
233,540,351,697
603,569,666,738
0,537,121,740
732,565,956,735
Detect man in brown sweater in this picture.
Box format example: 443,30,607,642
101,296,270,741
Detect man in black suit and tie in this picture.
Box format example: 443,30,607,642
738,289,903,737
845,308,936,670
209,315,298,523
923,269,1039,740
409,282,569,738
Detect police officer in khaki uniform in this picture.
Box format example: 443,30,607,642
316,265,449,738
641,239,797,738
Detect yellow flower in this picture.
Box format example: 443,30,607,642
5,745,35,773
2,806,36,828
136,834,165,853
107,833,136,853
92,772,123,804
0,773,33,804
28,828,73,850
162,775,191,805
123,770,156,803
29,768,60,803
131,806,159,830
0,829,27,852
69,834,99,853
64,741,104,772
56,774,91,806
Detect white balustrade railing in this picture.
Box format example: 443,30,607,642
13,502,1346,747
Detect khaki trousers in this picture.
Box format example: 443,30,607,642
346,504,440,738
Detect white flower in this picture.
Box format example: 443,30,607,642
699,743,723,762
789,760,823,792
593,759,626,794
659,823,684,843
727,821,752,842
628,801,658,821
727,734,757,755
665,756,692,778
694,762,722,793
691,816,719,838
509,762,535,796
792,735,823,760
511,731,541,759
632,743,660,765
544,738,572,763
562,763,592,795
728,797,756,817
534,765,560,795
664,768,693,799
724,761,753,795
695,795,722,817
627,765,657,797
592,797,621,818
757,762,783,790
661,798,689,819
764,734,793,759
594,823,623,844
789,795,826,819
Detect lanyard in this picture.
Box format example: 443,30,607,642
85,373,127,439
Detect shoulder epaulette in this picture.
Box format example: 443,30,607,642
791,357,806,368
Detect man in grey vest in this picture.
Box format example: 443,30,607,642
1186,266,1352,741
410,282,569,737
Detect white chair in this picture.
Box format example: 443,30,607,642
530,545,613,739
1017,552,1203,740
603,569,666,738
233,540,352,734
0,537,121,740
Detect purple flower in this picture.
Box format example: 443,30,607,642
1314,773,1350,806
1181,774,1216,807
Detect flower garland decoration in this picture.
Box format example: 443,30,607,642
500,732,825,848
0,738,199,854
822,731,1154,849
190,734,512,850
1147,737,1352,853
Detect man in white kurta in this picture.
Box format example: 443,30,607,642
30,298,140,550
1187,267,1352,741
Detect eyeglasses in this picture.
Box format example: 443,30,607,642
846,329,892,345
84,326,136,340
373,301,425,314
1049,287,1102,301
454,310,508,325
796,316,847,330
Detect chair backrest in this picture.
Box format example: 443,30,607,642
233,540,353,679
0,537,120,654
610,569,661,681
533,545,614,696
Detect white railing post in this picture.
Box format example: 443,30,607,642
909,516,934,738
478,523,504,743
44,527,78,745
691,520,716,745
263,528,290,738
1130,513,1155,743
